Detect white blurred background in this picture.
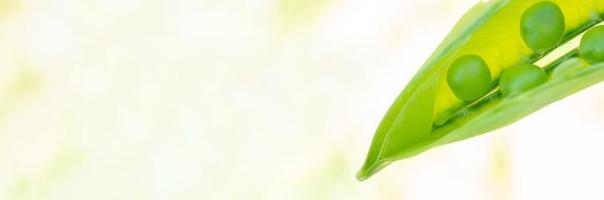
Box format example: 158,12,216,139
0,0,603,199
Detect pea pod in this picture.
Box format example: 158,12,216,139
357,0,604,181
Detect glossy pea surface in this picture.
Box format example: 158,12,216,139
579,25,604,64
447,55,492,101
500,64,548,96
520,1,565,52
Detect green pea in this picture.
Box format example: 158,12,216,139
520,1,566,52
550,58,589,79
447,55,492,101
499,64,548,97
579,25,604,64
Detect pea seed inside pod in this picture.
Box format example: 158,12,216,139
520,1,566,52
579,25,604,64
499,64,548,97
447,55,492,101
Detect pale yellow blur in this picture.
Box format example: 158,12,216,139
0,0,603,199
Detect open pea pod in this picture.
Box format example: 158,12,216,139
358,0,604,181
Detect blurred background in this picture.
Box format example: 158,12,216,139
0,0,604,199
